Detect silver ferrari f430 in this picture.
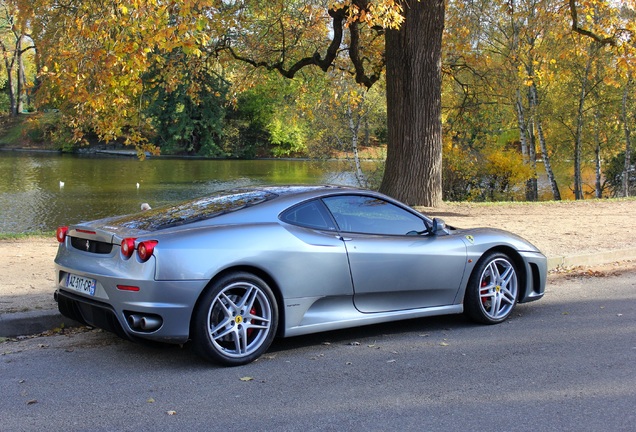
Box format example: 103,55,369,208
54,185,546,365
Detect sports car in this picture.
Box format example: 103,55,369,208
54,185,546,366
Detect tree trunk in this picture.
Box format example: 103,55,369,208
380,0,445,206
347,105,368,188
593,107,602,198
17,36,24,114
623,78,633,197
527,81,557,200
573,59,590,200
525,120,538,202
535,117,560,200
523,65,539,201
516,89,529,160
515,88,537,201
593,58,603,199
573,47,594,200
4,58,17,117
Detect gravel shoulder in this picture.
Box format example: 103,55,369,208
2,198,636,315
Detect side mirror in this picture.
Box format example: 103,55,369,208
432,217,450,236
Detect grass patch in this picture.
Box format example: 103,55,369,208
0,115,28,146
0,231,55,241
0,112,62,149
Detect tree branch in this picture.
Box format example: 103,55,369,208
220,5,382,89
348,21,381,88
568,0,617,46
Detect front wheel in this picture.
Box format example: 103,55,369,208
192,272,278,366
464,252,519,324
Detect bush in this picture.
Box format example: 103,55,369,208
442,138,533,202
605,149,636,197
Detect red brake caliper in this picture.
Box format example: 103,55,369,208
247,307,257,339
481,278,489,305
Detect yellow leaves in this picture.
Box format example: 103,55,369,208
32,0,219,150
331,0,404,29
602,75,620,88
367,1,404,29
482,147,533,185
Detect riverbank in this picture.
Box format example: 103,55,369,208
0,113,386,160
2,197,636,317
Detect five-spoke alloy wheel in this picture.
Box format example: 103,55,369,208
192,272,278,366
465,252,519,324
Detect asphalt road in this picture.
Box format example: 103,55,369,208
2,270,635,432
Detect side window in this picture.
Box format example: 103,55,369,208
280,200,336,231
322,195,427,236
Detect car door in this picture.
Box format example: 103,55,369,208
278,199,354,298
322,195,468,313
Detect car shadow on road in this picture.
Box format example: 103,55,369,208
71,304,544,369
268,313,474,355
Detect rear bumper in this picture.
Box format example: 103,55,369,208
55,287,196,344
55,262,208,344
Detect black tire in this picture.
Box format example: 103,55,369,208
192,272,278,366
464,252,519,324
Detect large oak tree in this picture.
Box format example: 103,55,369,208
219,0,445,206
382,0,444,205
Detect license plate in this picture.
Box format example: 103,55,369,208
66,273,97,296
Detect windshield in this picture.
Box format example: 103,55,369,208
107,189,277,231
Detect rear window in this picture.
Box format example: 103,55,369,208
111,189,277,231
280,200,336,231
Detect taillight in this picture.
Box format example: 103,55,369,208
121,238,137,259
116,285,140,292
137,240,158,262
56,226,68,243
76,229,96,235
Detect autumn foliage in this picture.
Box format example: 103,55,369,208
1,0,635,200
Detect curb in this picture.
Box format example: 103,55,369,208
0,309,79,338
2,249,636,339
546,248,636,270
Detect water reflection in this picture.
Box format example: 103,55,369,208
0,152,366,233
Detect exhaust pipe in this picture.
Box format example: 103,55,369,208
140,316,162,331
128,314,143,329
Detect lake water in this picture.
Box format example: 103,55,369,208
0,151,368,233
0,151,593,233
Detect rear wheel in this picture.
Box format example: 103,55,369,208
465,252,519,324
192,272,278,366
